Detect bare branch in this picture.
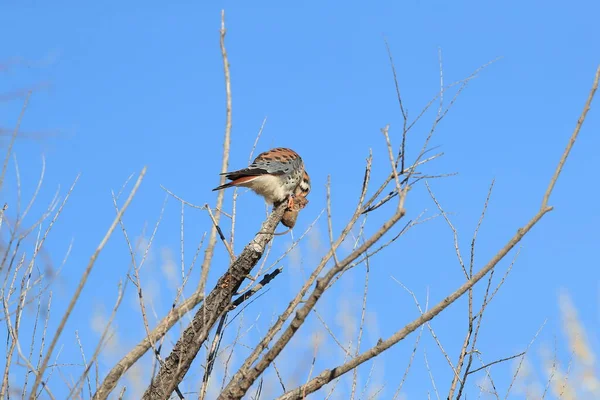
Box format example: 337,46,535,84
541,66,600,209
392,295,427,399
206,204,235,262
198,7,234,295
467,351,526,376
140,202,287,399
31,167,146,399
326,176,339,267
424,350,441,400
505,320,548,396
383,38,408,173
392,278,459,383
0,92,31,193
381,125,402,209
352,251,371,399
425,182,467,278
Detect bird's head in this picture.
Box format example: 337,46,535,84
296,170,311,198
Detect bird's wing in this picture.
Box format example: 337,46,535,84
249,147,304,175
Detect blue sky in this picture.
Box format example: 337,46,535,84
1,1,599,398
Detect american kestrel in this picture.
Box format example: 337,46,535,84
212,148,307,207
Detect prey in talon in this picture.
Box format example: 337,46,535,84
282,196,309,229
213,147,306,207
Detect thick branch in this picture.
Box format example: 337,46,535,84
141,203,287,400
95,288,203,398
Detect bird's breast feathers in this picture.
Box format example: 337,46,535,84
237,174,288,204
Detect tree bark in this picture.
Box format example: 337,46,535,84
141,203,286,399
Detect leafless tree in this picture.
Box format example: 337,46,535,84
1,9,599,400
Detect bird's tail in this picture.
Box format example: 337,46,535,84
212,182,234,191
212,175,260,191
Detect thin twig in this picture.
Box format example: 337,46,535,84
392,293,428,399
467,351,526,376
0,92,31,192
206,204,235,262
424,350,441,400
351,249,371,398
392,278,459,382
505,320,548,397
75,331,92,398
541,66,600,209
383,38,408,172
198,7,234,295
326,176,339,267
31,167,146,398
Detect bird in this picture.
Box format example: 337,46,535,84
212,147,307,208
